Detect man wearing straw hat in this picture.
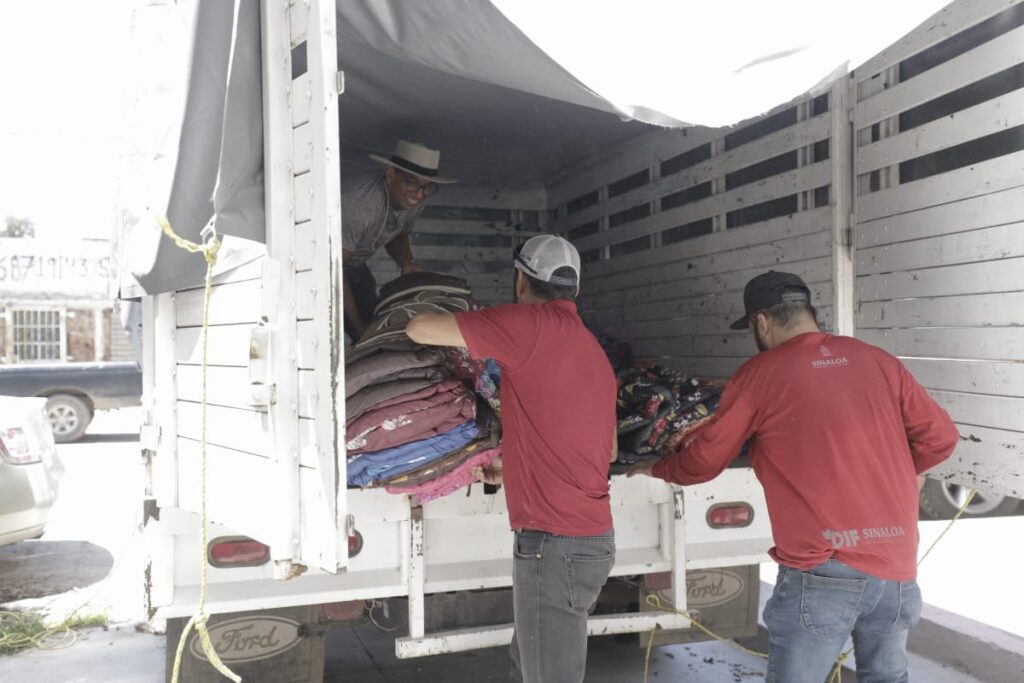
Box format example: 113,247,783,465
342,140,456,341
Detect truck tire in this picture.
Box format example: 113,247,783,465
46,394,93,443
919,479,1020,520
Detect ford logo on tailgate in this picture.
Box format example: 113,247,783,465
686,569,745,608
190,616,302,663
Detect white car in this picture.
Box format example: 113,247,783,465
0,396,64,546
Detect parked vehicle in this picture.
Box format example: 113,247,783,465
0,396,63,546
119,1,1024,680
0,362,142,443
920,481,1021,520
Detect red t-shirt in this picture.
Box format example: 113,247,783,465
652,332,959,581
455,300,616,536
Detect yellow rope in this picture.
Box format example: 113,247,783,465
160,217,240,683
640,486,979,682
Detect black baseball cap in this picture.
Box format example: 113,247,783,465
729,271,812,330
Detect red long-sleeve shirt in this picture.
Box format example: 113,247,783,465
652,332,959,580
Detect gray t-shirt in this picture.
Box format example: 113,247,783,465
342,171,424,267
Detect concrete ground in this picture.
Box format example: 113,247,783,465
1,408,1021,682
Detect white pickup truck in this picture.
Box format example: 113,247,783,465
115,1,1024,680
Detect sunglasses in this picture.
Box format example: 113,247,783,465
396,170,439,198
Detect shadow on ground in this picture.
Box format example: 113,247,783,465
0,540,113,603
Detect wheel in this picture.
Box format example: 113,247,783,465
46,394,93,443
919,479,1020,520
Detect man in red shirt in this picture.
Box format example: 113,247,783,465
629,271,959,683
406,235,618,683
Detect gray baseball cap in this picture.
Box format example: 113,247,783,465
514,235,581,287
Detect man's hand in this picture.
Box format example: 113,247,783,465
626,461,657,478
401,260,424,275
474,458,503,485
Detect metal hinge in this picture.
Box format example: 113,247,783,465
337,70,345,95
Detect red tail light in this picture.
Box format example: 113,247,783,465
348,530,364,558
707,503,754,529
0,427,39,464
208,537,270,567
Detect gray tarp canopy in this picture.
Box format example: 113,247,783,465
126,0,671,296
124,0,945,296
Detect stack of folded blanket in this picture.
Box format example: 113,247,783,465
614,364,722,464
344,272,501,503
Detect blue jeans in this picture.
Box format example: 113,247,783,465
763,559,922,683
510,529,615,683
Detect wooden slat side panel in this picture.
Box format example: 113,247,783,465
552,116,831,235
857,292,1024,328
855,0,1016,81
584,231,833,296
583,256,833,314
858,222,1024,274
856,24,1024,128
858,327,1024,361
856,149,1024,222
857,88,1024,172
176,279,262,328
177,365,319,418
856,257,1024,302
176,437,279,542
857,184,1024,248
930,390,1024,433
584,283,834,328
902,358,1024,398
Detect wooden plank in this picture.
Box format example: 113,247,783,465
294,171,313,224
578,161,832,254
549,95,819,208
857,88,1024,172
902,358,1024,398
264,0,305,564
855,0,1015,82
176,278,262,328
176,324,251,367
177,364,320,417
584,230,833,296
858,222,1024,275
583,282,834,327
857,23,1024,128
930,389,1024,433
291,72,311,127
857,150,1024,222
856,257,1024,302
547,127,703,208
858,327,1024,361
856,184,1024,247
176,258,264,293
927,424,1024,499
176,437,279,545
857,292,1024,328
178,400,319,470
553,116,831,234
582,208,830,282
582,256,833,313
601,306,835,342
293,121,313,175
